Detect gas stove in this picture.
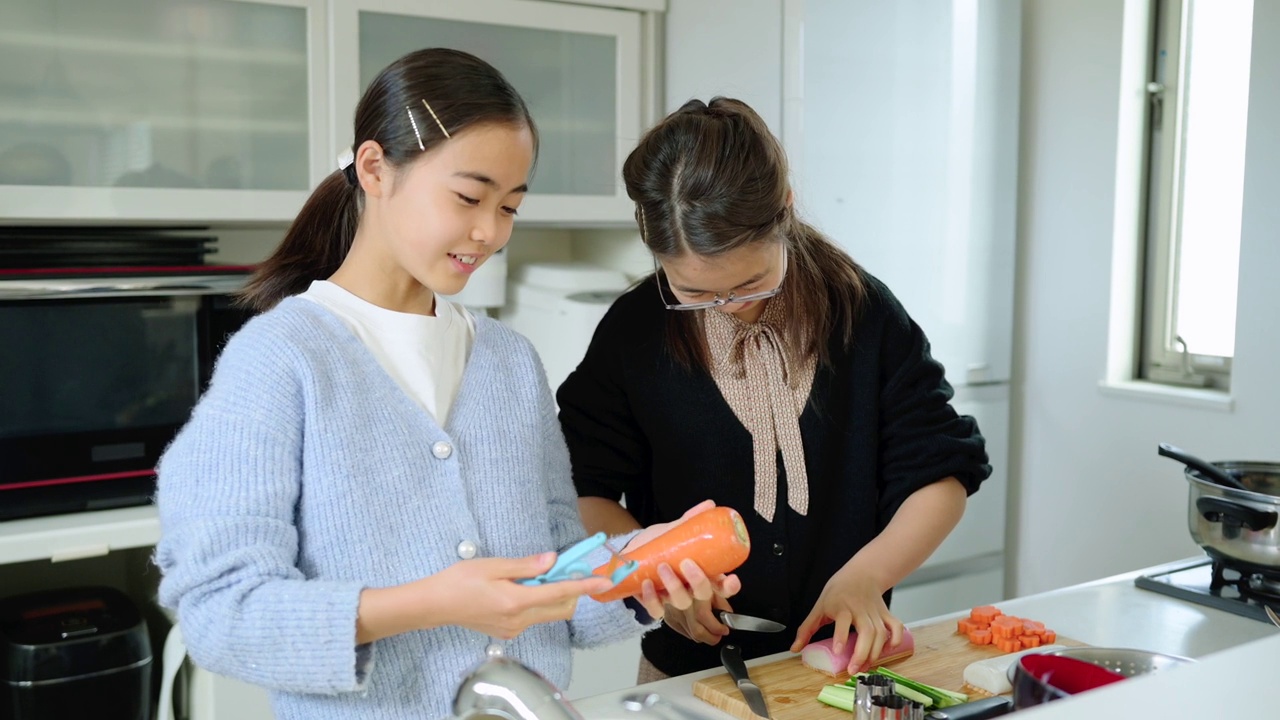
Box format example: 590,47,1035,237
1135,556,1280,623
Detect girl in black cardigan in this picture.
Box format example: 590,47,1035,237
557,97,991,680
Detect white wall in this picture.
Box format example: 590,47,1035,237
1011,0,1280,595
663,0,783,133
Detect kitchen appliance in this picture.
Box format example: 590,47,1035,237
498,262,629,392
797,1,1020,620
0,586,152,720
0,226,254,521
1135,555,1280,624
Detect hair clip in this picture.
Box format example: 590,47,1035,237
337,147,354,171
405,106,425,150
422,99,451,139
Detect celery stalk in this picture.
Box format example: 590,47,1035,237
816,684,858,712
870,667,969,708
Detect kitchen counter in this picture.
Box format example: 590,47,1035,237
572,557,1279,719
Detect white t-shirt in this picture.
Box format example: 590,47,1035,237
299,280,475,426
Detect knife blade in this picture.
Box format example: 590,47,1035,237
720,643,770,719
715,611,786,633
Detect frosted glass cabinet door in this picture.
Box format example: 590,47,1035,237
0,0,327,222
331,0,641,224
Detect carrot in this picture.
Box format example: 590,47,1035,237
970,605,1002,623
968,628,992,645
963,606,1058,652
589,506,751,602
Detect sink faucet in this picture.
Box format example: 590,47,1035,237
452,655,585,720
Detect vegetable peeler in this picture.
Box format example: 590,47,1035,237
517,532,639,586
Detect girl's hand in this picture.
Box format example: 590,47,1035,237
441,553,614,639
622,500,742,628
650,563,742,640
788,567,905,674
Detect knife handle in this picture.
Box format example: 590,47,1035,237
720,644,751,685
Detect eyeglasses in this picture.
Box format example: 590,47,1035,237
653,245,788,311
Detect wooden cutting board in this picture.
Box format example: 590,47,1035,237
692,619,1085,720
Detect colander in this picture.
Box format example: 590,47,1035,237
1044,647,1196,676
1007,647,1196,708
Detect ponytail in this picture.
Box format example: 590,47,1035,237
237,171,360,311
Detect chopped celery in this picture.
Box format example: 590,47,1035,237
816,684,858,712
844,673,934,708
869,667,969,709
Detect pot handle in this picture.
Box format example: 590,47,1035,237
1196,496,1279,532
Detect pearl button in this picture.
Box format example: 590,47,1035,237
432,441,453,459
485,643,504,658
457,540,477,559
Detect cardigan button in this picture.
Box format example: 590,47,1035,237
772,543,785,556
432,441,453,459
457,540,478,559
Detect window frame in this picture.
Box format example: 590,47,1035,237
1140,0,1236,389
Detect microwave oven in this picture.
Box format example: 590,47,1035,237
0,269,254,521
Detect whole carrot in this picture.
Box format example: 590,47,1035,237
590,506,751,603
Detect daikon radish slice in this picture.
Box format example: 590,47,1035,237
800,629,916,677
961,644,1068,695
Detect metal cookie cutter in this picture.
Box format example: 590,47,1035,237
517,532,639,586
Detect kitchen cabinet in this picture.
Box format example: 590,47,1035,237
0,0,329,223
0,0,661,225
0,507,276,718
330,0,648,225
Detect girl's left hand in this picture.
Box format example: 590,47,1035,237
788,567,905,674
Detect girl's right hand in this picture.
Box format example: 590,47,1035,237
356,552,613,643
433,553,615,639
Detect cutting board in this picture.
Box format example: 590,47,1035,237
692,620,1085,720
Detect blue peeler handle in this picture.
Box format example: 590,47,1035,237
517,532,640,587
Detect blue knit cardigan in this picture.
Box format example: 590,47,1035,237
154,297,647,719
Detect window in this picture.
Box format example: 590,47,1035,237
1141,0,1253,389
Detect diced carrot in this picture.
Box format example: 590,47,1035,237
962,605,1059,649
970,605,1002,623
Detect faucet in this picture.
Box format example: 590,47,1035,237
452,655,585,720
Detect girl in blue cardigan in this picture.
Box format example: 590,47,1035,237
154,48,732,720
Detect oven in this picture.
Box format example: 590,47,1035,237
0,269,253,521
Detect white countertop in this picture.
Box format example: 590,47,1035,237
572,557,1279,719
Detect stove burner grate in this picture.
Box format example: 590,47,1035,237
1135,556,1278,625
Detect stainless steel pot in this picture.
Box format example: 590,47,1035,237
1186,461,1280,569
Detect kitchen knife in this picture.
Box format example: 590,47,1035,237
715,611,785,633
720,643,770,719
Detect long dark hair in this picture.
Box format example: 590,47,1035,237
622,97,867,369
239,48,537,311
